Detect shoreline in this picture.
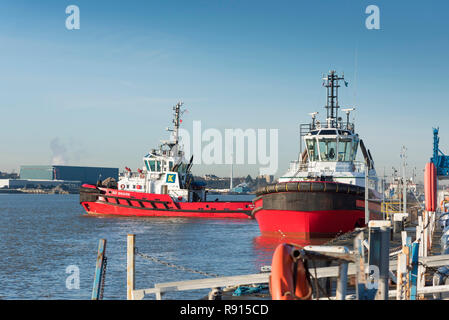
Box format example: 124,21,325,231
0,189,78,194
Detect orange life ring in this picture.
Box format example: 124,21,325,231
120,184,125,190
269,243,313,300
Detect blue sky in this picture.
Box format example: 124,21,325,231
0,0,448,180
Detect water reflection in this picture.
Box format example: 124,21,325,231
252,235,332,268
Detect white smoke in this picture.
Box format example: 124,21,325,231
50,138,69,165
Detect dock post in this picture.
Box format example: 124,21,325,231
405,236,412,299
92,239,107,300
396,232,408,300
368,220,391,300
423,212,428,257
415,213,426,295
336,261,348,300
354,231,367,300
127,234,135,300
429,211,434,248
410,242,419,300
416,215,423,246
396,247,408,300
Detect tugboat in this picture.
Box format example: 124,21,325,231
252,71,383,238
80,102,253,218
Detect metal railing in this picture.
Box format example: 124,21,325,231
382,201,403,220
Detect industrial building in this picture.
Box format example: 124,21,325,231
19,165,118,184
0,179,81,190
0,165,118,191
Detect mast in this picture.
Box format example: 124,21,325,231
172,101,183,145
166,101,184,157
401,146,407,213
323,71,346,128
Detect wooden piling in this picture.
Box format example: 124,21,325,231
92,239,107,300
127,234,135,300
396,248,407,300
396,233,413,301
354,231,367,300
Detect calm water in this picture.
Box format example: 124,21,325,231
0,194,292,300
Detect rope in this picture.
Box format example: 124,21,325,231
418,261,440,274
390,245,403,254
304,259,331,300
135,248,221,278
324,227,367,246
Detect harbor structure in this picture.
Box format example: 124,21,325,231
0,178,80,189
19,165,118,184
0,165,118,192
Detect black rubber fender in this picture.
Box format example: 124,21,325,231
256,181,365,197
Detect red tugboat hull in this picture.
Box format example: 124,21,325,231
80,185,253,219
252,181,382,239
255,208,366,238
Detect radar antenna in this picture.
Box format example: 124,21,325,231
341,108,355,131
308,112,319,129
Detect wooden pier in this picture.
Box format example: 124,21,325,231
124,205,449,300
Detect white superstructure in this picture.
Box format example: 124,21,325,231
117,102,204,202
279,71,378,190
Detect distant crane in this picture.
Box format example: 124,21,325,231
431,128,449,179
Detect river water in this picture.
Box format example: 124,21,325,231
0,194,308,300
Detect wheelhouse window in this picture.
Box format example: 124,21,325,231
178,163,187,174
306,138,319,162
169,161,174,171
318,138,337,161
352,139,359,161
148,160,161,172
338,139,353,162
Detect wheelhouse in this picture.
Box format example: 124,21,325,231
143,156,175,173
304,129,359,163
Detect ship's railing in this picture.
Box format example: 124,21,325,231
120,172,146,179
338,122,355,132
290,161,366,173
296,162,309,172
304,121,355,132
120,172,165,180
381,201,403,220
